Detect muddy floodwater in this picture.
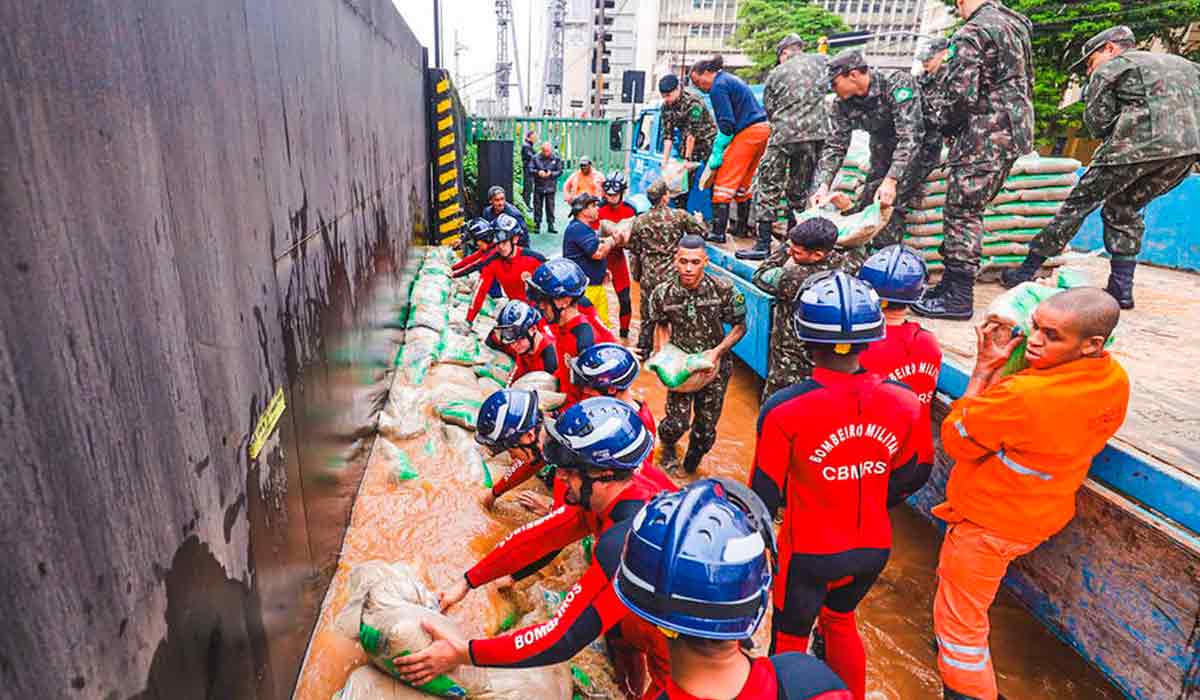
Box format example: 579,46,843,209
293,280,1120,700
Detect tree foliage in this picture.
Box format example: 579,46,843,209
732,0,849,82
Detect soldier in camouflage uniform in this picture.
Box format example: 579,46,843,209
1002,26,1200,309
752,218,861,400
647,235,747,475
918,38,952,138
811,51,942,253
628,179,708,359
658,74,718,210
914,0,1034,321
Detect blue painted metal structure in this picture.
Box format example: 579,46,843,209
1070,169,1200,271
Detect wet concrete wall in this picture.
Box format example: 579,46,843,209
0,0,427,697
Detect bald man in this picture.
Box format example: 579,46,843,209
932,287,1129,700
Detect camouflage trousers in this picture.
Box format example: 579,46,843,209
860,140,942,249
636,284,659,359
659,356,733,457
752,140,823,224
940,157,1019,272
1029,155,1198,260
763,342,812,402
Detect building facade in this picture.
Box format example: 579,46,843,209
813,0,930,69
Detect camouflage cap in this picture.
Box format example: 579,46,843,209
827,50,867,86
646,179,670,203
918,37,949,62
776,33,806,56
1069,25,1135,72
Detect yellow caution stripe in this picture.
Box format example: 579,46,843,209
437,186,459,202
438,167,459,185
439,202,461,219
439,218,465,233
249,387,287,460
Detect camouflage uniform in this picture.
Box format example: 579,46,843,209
1029,50,1200,259
647,272,746,457
752,245,861,400
814,69,941,249
931,1,1035,274
661,88,718,208
753,54,830,224
628,206,708,356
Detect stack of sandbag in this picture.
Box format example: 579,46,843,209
903,153,1081,273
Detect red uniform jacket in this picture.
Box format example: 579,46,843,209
652,654,851,700
466,248,547,322
749,368,921,557
554,306,616,406
452,247,497,277
510,330,560,382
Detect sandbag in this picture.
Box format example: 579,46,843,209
989,201,1064,217
981,241,1028,257
913,193,946,210
1011,154,1082,176
407,305,449,334
906,221,943,237
1004,173,1078,190
646,344,716,393
435,399,482,430
333,665,429,700
990,190,1022,205
660,159,699,194
1019,186,1075,202
439,333,483,366
905,208,942,224
376,439,420,485
510,371,558,394
987,228,1041,243
904,234,943,249
478,376,504,394
922,179,948,196
983,214,1054,232
379,385,431,440
475,360,514,386
796,203,884,247
537,391,567,411
599,218,633,247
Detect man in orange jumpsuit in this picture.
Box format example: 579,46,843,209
934,287,1130,700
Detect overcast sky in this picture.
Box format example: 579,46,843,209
395,0,547,111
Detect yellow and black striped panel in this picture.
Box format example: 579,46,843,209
428,69,467,242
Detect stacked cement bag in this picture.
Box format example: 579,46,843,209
903,153,1081,273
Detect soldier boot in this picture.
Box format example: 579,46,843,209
682,445,705,475
735,221,774,261
731,201,753,238
914,266,974,321
1105,258,1136,310
659,440,678,469
998,253,1047,288
707,203,730,243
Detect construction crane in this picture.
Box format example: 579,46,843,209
539,0,567,117
494,0,512,111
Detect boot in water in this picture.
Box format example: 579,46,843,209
736,221,774,261
1105,258,1136,310
682,447,704,474
999,252,1047,288
914,267,975,320
706,203,730,244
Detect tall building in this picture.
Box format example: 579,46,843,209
653,0,751,78
561,0,644,118
812,0,930,69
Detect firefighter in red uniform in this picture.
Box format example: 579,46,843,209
473,388,557,511
749,271,925,700
493,299,558,382
857,245,943,504
615,479,852,700
396,398,676,699
526,258,616,407
598,171,638,341
452,218,499,277
465,214,547,324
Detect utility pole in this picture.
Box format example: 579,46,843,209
433,0,442,67
591,1,607,118
526,4,533,114
540,0,567,117
495,0,513,112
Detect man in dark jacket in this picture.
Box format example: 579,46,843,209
520,130,537,207
481,186,530,247
530,141,564,234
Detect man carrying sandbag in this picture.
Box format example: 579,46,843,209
1000,26,1200,310
627,180,708,360
647,234,746,475
658,74,717,211
563,193,618,326
396,398,677,699
737,35,829,262
932,288,1128,700
914,0,1034,320
810,51,941,254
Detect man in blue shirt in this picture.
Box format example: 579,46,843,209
562,193,617,326
481,185,530,247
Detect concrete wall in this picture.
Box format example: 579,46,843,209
0,0,428,697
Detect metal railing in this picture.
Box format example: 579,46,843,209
465,116,631,174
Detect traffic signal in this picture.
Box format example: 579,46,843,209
595,0,615,7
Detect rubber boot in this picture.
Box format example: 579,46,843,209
736,221,773,261
731,201,753,238
682,446,704,475
1105,258,1136,310
913,266,974,320
786,208,797,229
706,203,730,243
999,252,1047,288
659,441,678,469
942,686,984,700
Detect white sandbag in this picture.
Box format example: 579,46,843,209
333,664,432,700
435,399,482,430
379,385,431,440
407,305,449,333
537,391,567,411
1004,173,1078,190
439,333,484,366
660,159,700,194
599,218,633,247
796,203,885,248
1010,154,1082,176
478,376,505,394
904,234,943,249
646,344,716,393
510,371,558,393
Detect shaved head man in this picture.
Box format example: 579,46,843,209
1025,287,1120,368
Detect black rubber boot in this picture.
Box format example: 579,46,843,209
659,441,678,469
943,686,984,700
682,447,704,475
736,221,774,261
999,252,1047,288
913,267,975,320
731,201,753,238
706,203,730,243
1105,258,1137,310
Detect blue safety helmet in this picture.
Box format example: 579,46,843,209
491,213,521,244
858,245,927,304
495,299,543,345
465,217,493,243
602,171,628,195
474,388,542,451
568,342,640,393
543,397,653,471
526,258,588,302
615,479,775,640
790,270,885,345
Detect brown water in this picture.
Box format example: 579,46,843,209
292,282,1120,700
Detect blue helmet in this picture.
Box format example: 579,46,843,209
495,299,543,345
615,479,775,640
475,389,542,450
544,397,653,471
527,258,588,302
492,213,521,244
568,342,640,393
465,217,493,243
790,270,885,345
858,245,927,304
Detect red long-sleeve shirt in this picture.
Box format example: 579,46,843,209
554,306,616,407
651,654,852,700
452,247,497,277
509,331,559,382
749,368,921,557
466,248,547,322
